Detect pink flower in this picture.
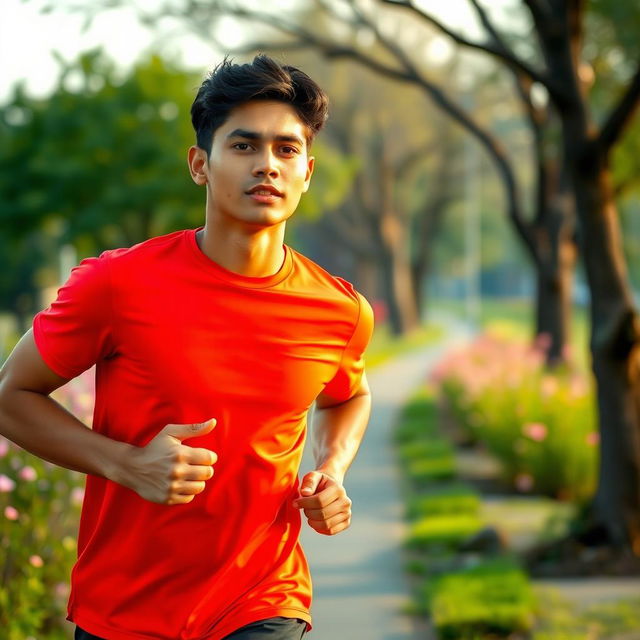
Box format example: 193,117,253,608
0,437,9,458
18,466,37,482
522,422,548,442
4,506,19,520
0,474,16,492
71,487,85,506
586,432,599,447
515,473,534,492
29,555,44,568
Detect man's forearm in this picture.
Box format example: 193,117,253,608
0,387,132,482
311,391,372,484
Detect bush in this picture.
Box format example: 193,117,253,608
407,483,480,520
0,369,93,639
424,557,535,639
432,333,598,501
407,513,484,549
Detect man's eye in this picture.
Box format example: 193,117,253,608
281,146,298,155
233,143,251,150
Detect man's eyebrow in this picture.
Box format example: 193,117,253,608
226,129,305,146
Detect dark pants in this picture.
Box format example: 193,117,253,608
75,617,307,639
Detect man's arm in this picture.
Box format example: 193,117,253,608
0,330,217,504
293,372,371,536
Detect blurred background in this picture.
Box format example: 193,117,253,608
1,0,640,638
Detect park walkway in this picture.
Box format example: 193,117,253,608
299,322,471,640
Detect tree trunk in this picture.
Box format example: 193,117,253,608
379,250,403,336
534,255,573,363
572,153,640,554
533,181,577,363
411,253,429,322
378,244,419,336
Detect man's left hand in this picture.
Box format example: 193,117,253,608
292,471,352,536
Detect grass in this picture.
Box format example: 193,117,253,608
531,588,640,639
425,557,536,639
407,484,481,520
407,513,484,549
365,322,444,369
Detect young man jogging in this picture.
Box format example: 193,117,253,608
0,55,373,639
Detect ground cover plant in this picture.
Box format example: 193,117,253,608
395,384,640,639
0,369,93,639
431,332,598,502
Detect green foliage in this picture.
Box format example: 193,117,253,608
407,483,480,520
399,438,454,463
433,332,598,501
0,49,355,317
532,588,640,639
0,447,81,638
294,143,358,221
365,324,445,371
0,372,93,638
424,558,535,639
0,51,204,249
406,454,457,484
407,513,483,550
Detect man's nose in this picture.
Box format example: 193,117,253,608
252,150,279,178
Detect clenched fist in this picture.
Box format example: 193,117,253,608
118,419,217,505
293,471,352,536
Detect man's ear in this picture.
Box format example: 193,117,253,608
302,156,315,193
188,146,208,186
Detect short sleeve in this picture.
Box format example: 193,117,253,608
32,255,115,379
321,292,374,403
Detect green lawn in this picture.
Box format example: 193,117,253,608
365,323,444,369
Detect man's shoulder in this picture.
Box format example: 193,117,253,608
97,229,189,267
288,247,360,303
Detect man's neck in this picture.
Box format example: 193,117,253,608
195,224,286,278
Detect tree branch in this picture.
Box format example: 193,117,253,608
521,0,551,24
378,0,554,92
599,63,640,153
160,0,539,264
196,3,423,85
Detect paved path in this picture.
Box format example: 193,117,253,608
299,327,469,640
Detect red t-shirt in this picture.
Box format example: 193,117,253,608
32,228,373,640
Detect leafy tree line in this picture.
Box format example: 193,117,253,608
0,51,355,332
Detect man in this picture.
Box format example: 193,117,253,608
0,55,373,639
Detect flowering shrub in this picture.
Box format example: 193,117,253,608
431,333,597,502
0,367,94,639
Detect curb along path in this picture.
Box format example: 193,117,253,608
299,325,471,640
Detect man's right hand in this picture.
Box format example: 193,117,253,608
120,419,217,505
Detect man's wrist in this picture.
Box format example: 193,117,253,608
316,462,345,485
102,440,138,487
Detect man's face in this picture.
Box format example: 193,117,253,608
191,100,315,228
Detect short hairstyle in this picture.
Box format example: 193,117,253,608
191,54,329,156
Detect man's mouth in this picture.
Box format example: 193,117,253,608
246,184,284,198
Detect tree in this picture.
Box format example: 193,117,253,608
0,49,354,323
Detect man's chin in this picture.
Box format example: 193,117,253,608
237,208,293,227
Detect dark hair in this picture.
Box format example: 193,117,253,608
191,54,329,156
